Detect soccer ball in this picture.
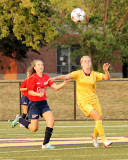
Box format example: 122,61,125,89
71,8,85,23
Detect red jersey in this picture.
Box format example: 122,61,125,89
28,73,54,101
20,79,29,97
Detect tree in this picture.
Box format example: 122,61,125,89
0,0,57,59
50,0,128,71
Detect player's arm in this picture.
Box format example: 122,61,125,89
48,73,71,82
102,63,111,80
28,90,44,97
50,80,70,91
20,88,27,91
20,80,28,91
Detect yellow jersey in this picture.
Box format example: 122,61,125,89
70,70,104,105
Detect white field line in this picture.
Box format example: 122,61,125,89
6,134,26,135
0,121,128,124
0,147,94,154
6,133,119,136
0,125,128,131
52,121,128,124
0,144,128,154
54,125,128,128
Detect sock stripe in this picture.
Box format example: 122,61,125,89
96,120,102,124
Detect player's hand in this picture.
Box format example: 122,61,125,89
103,63,111,72
64,79,70,84
47,78,56,82
38,91,44,97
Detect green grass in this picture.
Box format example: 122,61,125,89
0,121,128,160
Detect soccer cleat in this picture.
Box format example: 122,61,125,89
42,143,56,149
12,114,22,128
91,134,99,148
20,124,24,127
103,139,112,147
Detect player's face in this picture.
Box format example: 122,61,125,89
81,57,92,69
34,61,44,73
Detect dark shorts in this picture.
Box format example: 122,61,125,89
20,96,29,106
28,100,51,120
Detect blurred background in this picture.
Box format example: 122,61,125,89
0,0,128,120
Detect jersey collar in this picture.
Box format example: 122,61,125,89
83,70,91,76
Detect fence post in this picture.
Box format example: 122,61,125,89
74,81,76,120
19,82,22,115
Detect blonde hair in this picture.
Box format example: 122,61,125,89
80,56,91,64
80,56,92,70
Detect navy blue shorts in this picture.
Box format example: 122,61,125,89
20,96,29,106
28,100,51,120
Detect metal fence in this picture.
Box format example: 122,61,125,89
0,79,128,121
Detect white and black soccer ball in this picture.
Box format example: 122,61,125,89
71,8,86,23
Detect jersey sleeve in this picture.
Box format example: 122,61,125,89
95,72,104,82
46,74,54,87
48,81,54,87
20,80,27,88
70,70,79,80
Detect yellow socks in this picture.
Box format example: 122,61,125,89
93,127,99,139
95,120,106,142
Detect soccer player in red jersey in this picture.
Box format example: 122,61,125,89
12,59,69,149
20,70,30,120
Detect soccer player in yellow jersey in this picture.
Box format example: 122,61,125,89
48,56,112,148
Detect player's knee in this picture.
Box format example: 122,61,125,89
97,115,102,120
31,127,38,132
47,119,55,128
24,111,28,114
50,119,55,127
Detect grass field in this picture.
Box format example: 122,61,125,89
0,120,128,160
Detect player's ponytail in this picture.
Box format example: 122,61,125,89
28,59,43,76
27,67,36,77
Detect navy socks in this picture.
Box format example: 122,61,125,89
19,118,30,128
43,127,53,145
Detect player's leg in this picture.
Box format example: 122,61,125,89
20,105,28,127
90,109,105,139
12,114,38,131
21,105,28,119
42,110,55,149
89,110,102,147
27,119,39,132
93,126,99,139
21,102,39,131
91,127,99,147
20,96,29,120
12,114,30,128
12,101,39,129
79,103,100,147
90,109,112,147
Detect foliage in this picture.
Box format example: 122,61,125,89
0,0,57,59
50,0,128,71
